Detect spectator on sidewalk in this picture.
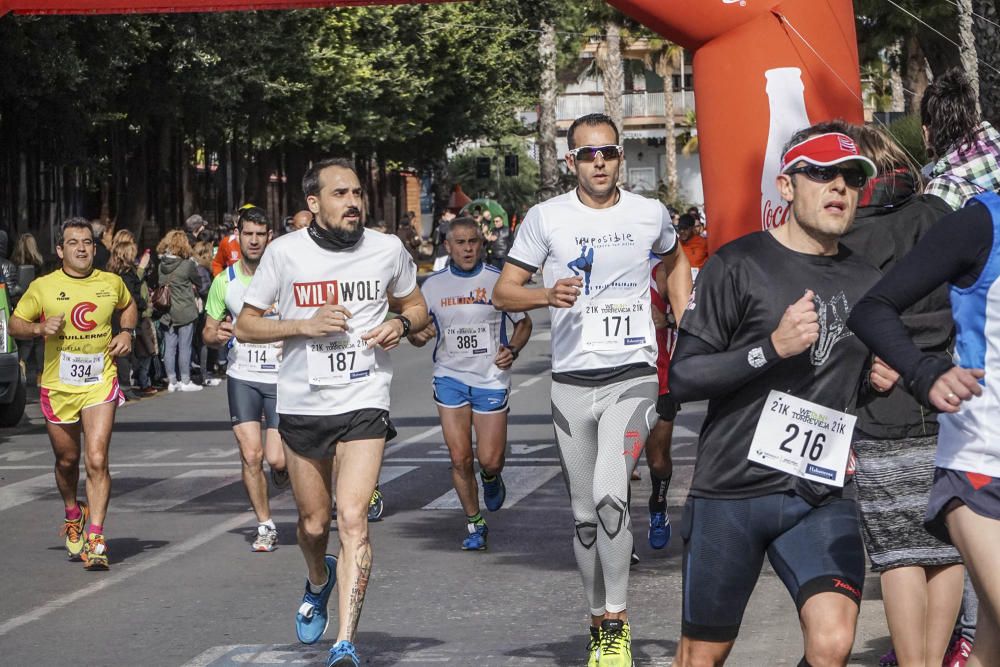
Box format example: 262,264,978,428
157,230,203,392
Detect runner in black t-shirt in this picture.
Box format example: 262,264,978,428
670,122,890,667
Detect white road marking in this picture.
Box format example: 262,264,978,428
180,645,242,667
116,469,242,512
0,473,55,513
379,465,417,486
422,465,561,510
383,425,442,457
0,450,46,462
0,502,279,638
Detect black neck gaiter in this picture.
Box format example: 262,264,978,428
307,221,364,251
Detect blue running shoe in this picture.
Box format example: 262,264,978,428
327,640,361,667
295,554,337,645
367,487,384,522
648,512,671,550
462,522,488,550
481,471,506,511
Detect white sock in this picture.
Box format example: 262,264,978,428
260,518,276,530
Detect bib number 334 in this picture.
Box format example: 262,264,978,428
747,390,856,487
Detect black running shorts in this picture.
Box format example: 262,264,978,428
278,409,396,460
227,377,279,428
680,492,864,642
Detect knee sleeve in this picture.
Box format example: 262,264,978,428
576,521,597,549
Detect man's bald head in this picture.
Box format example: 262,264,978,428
291,210,313,230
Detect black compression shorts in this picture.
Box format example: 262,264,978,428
680,492,864,642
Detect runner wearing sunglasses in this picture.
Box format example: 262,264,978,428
493,112,692,666
669,122,885,667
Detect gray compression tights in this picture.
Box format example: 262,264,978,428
551,377,658,615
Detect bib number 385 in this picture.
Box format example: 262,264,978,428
307,334,374,386
747,390,856,487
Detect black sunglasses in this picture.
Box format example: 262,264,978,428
785,164,868,189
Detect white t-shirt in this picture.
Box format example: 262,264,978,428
242,228,417,415
506,189,677,374
420,263,526,390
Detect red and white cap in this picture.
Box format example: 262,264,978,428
780,132,877,177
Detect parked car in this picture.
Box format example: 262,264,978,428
0,285,26,427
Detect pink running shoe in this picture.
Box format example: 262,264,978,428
943,633,973,667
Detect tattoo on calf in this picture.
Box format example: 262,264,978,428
345,536,372,641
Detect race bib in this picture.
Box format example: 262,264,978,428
59,352,103,386
747,390,856,487
582,299,651,351
238,342,280,373
444,323,493,358
306,333,375,386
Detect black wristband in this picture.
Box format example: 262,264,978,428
506,345,519,360
395,315,411,337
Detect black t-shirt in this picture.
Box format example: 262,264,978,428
673,231,882,504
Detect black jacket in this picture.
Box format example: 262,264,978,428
0,231,21,301
840,191,953,439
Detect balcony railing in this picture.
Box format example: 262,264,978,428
556,91,694,121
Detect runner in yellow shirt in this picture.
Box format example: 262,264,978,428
11,218,137,571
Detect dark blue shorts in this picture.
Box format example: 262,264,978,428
227,377,279,429
680,492,865,642
925,467,1000,544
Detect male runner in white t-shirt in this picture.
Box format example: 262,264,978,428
493,113,692,666
235,158,429,667
410,217,532,550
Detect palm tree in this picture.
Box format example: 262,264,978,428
596,19,625,136
645,39,684,199
681,109,698,157
537,19,560,201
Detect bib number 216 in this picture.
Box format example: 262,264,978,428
778,424,825,462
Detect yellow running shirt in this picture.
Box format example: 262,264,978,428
13,269,132,393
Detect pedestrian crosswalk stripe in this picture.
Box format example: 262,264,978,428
0,473,55,513
379,465,417,486
421,466,561,511
116,469,242,512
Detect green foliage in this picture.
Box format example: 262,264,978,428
449,140,540,216
885,114,929,167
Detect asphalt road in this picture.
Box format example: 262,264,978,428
0,311,890,666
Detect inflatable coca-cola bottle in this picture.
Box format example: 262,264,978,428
760,67,811,230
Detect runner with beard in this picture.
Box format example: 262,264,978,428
670,122,884,667
235,158,429,667
203,205,289,553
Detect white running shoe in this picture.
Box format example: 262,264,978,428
168,382,180,393
252,524,278,552
203,378,223,387
178,381,203,392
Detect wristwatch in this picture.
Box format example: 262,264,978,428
506,345,519,360
395,315,411,337
121,328,136,339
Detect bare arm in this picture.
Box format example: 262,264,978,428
494,315,533,370
235,298,351,343
492,262,581,312
108,300,139,357
658,249,692,325
9,314,58,339
365,286,430,351
203,315,235,348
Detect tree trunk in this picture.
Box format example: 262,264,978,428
598,21,625,184
537,19,559,202
599,21,625,136
657,53,678,199
973,0,1000,126
904,35,931,114
956,0,981,115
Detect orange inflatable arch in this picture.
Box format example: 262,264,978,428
0,0,862,251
